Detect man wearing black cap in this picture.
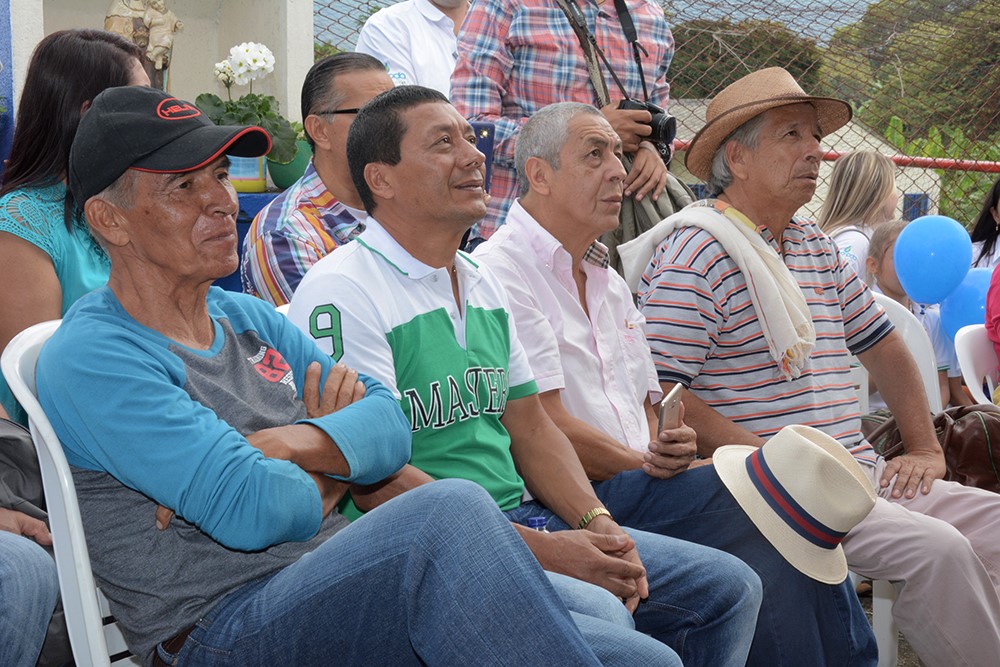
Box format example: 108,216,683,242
32,85,623,667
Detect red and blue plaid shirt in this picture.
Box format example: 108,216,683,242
451,0,674,241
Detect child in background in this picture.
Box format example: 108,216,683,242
867,220,973,409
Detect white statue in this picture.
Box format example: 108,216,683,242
144,0,183,71
104,0,182,90
104,0,148,42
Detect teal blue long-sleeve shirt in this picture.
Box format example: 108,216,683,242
37,286,410,552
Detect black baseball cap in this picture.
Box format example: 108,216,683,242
68,86,272,204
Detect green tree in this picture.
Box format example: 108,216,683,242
821,0,1000,224
825,0,1000,140
883,117,1000,225
670,19,821,99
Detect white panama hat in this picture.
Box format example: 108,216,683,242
714,425,876,584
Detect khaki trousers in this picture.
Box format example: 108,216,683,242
844,459,1000,667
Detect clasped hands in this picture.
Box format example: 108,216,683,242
530,513,648,614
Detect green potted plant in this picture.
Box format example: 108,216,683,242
267,121,313,190
196,42,297,192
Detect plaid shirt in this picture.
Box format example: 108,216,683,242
451,0,674,241
241,162,363,306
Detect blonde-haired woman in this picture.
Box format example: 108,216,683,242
818,150,899,285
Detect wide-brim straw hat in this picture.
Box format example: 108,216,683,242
685,67,852,182
714,424,875,584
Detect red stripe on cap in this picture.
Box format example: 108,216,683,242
749,450,841,546
132,126,272,174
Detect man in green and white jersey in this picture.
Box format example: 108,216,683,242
289,85,761,666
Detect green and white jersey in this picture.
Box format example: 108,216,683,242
289,218,538,511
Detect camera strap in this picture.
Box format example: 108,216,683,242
612,0,651,101
556,0,654,109
554,0,612,107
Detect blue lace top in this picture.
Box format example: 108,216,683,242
0,182,110,424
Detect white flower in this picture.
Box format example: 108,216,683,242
246,45,274,80
214,60,235,87
216,42,276,91
226,42,274,83
232,69,251,87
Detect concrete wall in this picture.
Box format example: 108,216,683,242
7,0,312,122
8,0,44,113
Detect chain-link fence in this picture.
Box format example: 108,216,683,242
314,0,1000,226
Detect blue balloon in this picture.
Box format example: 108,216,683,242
894,215,972,304
940,267,992,340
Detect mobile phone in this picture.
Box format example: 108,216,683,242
471,121,495,192
657,383,683,432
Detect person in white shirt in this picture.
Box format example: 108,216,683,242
355,0,468,97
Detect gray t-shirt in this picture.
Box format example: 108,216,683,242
72,316,348,665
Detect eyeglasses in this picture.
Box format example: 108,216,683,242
314,108,361,116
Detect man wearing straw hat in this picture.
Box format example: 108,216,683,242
626,66,1000,666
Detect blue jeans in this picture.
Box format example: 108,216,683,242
165,480,658,666
544,570,684,665
508,502,762,667
545,571,682,667
594,466,879,666
0,530,59,667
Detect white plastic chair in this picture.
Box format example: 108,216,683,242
850,293,944,414
873,292,944,413
849,293,946,667
1,320,140,667
955,324,998,404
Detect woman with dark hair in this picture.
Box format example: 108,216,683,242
970,175,1000,269
0,29,148,425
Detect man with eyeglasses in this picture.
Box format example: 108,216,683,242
242,53,392,306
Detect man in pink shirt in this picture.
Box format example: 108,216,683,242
474,101,876,666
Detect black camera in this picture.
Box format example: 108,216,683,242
618,99,676,147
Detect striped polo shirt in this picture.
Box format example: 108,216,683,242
241,162,363,306
637,203,892,464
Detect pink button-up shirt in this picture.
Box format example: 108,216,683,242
475,200,660,450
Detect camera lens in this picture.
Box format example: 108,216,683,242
648,111,676,146
617,99,676,155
